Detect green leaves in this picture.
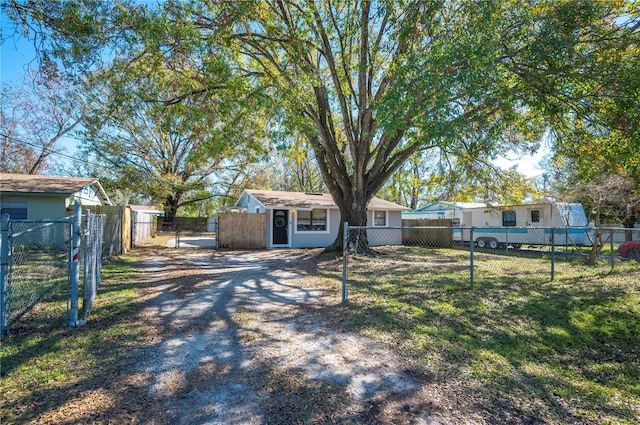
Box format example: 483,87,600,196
5,0,637,229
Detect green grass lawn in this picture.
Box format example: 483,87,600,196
343,246,640,423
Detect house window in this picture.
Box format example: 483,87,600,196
296,209,327,231
502,210,516,227
531,210,540,223
373,211,387,227
0,197,28,219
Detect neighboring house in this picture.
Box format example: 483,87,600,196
402,201,487,225
234,189,409,248
0,173,112,220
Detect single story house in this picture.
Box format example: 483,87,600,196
0,173,112,220
234,189,409,248
402,201,486,225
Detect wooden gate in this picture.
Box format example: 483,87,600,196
218,213,267,248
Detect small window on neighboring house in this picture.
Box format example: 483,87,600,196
373,211,387,226
531,210,540,223
255,206,261,213
1,197,28,219
502,210,516,227
297,209,327,231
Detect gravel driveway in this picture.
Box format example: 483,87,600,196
135,249,423,424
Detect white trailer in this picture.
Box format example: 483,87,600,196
453,202,592,248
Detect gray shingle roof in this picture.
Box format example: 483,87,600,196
245,189,409,211
0,173,98,194
0,173,111,205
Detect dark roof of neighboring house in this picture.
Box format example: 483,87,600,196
244,189,410,211
0,173,111,204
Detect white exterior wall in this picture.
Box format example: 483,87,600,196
263,208,340,248
367,210,403,246
290,209,340,248
70,184,105,207
262,207,404,248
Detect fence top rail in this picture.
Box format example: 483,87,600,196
347,225,638,231
350,225,460,230
7,218,72,224
9,220,71,239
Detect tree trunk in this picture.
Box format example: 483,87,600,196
164,194,181,224
323,184,371,252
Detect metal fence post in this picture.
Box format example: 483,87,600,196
505,227,509,254
68,202,82,327
610,228,614,271
82,211,90,319
551,228,555,281
469,227,474,287
1,214,9,335
342,222,349,304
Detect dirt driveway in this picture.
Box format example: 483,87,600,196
134,249,430,424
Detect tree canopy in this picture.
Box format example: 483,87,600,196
0,61,85,174
4,0,638,247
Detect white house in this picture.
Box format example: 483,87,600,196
235,189,409,248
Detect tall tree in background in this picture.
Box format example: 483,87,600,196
379,149,541,208
378,152,430,209
268,136,326,193
83,68,267,222
0,62,85,174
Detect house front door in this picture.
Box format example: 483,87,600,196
272,210,288,245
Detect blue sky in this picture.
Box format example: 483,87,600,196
1,12,38,85
2,12,84,169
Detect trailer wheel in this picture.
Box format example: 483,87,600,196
628,248,640,262
476,238,487,248
488,238,499,249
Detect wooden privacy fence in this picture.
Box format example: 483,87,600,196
402,218,454,247
83,205,131,255
218,213,266,248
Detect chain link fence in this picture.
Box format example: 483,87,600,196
341,224,640,302
1,204,104,337
79,211,104,321
0,218,70,333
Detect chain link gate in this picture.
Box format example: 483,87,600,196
1,203,104,338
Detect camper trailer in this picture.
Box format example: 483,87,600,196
453,202,592,248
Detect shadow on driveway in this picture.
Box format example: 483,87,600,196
135,249,420,424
